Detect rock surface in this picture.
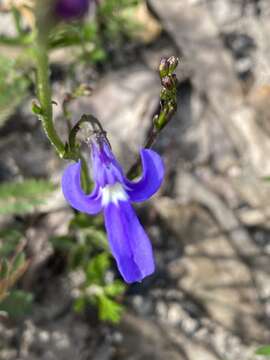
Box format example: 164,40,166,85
1,1,270,359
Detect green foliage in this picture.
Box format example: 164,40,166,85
98,293,123,323
52,214,126,323
0,290,33,319
86,252,110,283
98,0,141,39
0,54,29,126
0,232,29,304
51,213,108,268
0,178,46,313
0,229,22,257
0,179,55,215
74,253,126,323
0,0,137,326
256,346,270,356
47,0,142,64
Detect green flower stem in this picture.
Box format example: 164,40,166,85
127,56,179,178
34,31,91,190
35,38,65,157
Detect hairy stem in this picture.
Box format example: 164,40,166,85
35,37,65,157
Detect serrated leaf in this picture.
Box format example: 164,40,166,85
86,253,110,284
0,179,54,215
256,346,270,356
0,54,29,126
98,295,123,323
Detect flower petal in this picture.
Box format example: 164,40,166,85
124,149,164,202
104,200,154,283
62,161,102,215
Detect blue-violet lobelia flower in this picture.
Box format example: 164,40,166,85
55,0,90,19
62,132,164,283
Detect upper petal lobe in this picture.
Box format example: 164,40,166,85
62,161,102,215
124,149,164,202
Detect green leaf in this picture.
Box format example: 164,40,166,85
0,54,29,126
49,23,87,49
0,290,33,319
0,179,54,215
104,280,125,297
256,346,270,356
86,253,110,284
89,48,107,63
98,295,123,323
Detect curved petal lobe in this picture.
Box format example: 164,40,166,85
62,161,102,215
124,149,164,202
104,201,154,283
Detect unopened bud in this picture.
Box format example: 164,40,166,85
167,56,179,74
161,74,177,90
55,0,91,20
159,57,169,78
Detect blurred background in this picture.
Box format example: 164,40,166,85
0,0,270,359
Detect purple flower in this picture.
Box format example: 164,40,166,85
55,0,91,19
62,132,164,283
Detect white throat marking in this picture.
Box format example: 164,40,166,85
101,182,128,206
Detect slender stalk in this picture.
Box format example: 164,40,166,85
127,56,179,178
35,36,65,157
35,40,94,189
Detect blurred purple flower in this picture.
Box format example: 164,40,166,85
62,132,164,283
55,0,91,19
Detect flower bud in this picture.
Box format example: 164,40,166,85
161,74,177,90
55,0,91,20
159,57,169,78
167,56,179,74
